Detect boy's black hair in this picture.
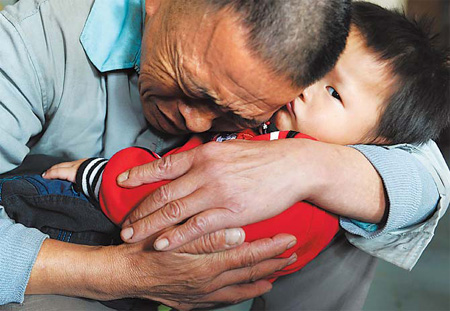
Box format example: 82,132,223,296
352,1,449,145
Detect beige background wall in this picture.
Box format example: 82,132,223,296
0,0,408,12
0,0,408,10
365,0,406,9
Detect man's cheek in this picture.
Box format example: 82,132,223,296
141,99,160,126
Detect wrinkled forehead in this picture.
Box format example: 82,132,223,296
142,0,301,116
189,12,300,110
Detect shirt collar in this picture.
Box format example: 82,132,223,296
80,0,146,73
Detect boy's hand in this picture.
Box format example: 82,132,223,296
43,159,87,183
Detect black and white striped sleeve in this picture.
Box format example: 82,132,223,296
74,158,108,203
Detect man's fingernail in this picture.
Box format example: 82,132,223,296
117,171,130,184
225,228,244,246
41,171,46,177
288,253,297,265
287,239,297,250
155,238,169,250
121,227,134,240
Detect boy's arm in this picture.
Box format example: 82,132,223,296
42,157,108,204
74,158,108,204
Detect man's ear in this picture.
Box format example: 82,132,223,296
145,0,162,17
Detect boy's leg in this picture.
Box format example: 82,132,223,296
0,155,160,310
0,155,120,246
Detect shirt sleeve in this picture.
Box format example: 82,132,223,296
341,144,438,237
0,13,46,173
75,157,108,204
0,217,48,305
341,142,449,270
0,11,48,304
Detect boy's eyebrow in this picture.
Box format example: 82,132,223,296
328,68,340,85
331,62,345,85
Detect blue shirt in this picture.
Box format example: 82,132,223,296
0,0,446,305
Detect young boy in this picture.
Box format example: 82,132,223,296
1,0,449,283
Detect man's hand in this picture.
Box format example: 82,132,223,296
117,138,385,250
117,139,316,249
42,159,87,183
123,232,297,310
27,231,297,310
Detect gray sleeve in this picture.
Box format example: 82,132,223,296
341,142,449,270
0,11,48,304
0,11,46,173
0,217,48,305
341,145,438,237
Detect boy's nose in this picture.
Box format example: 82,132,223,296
299,86,310,103
299,92,305,102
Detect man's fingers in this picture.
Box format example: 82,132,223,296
122,174,200,227
176,228,246,254
213,254,295,289
215,234,297,272
198,280,273,308
162,280,272,311
121,190,213,243
152,208,238,250
117,150,195,188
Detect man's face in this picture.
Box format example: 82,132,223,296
139,1,301,134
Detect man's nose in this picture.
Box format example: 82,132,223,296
179,102,218,133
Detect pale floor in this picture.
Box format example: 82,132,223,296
363,145,450,311
363,211,450,311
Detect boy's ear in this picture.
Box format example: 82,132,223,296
145,0,162,17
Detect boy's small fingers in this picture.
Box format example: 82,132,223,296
48,162,74,169
42,167,77,182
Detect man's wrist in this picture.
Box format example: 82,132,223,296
26,239,130,301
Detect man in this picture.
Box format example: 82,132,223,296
0,0,447,310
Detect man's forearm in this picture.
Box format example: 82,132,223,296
25,232,295,309
292,140,386,223
26,239,123,300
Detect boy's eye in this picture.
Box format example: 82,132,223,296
326,86,341,101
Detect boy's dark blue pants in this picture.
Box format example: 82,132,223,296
0,155,121,246
0,155,161,310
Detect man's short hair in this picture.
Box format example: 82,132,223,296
352,1,450,145
207,0,352,88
